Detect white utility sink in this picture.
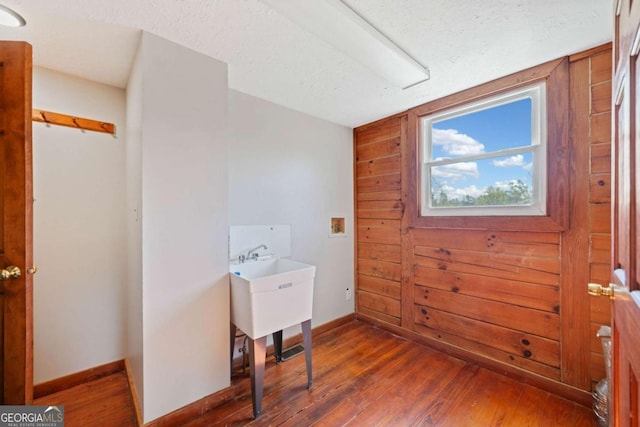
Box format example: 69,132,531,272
229,257,315,339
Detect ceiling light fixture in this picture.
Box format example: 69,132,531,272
262,0,429,89
0,4,25,27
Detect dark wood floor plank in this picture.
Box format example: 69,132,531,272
427,367,524,426
33,321,596,427
254,334,412,425
279,340,420,426
498,384,587,427
414,362,482,425
355,349,467,425
538,393,591,426
184,322,400,426
182,321,595,427
33,371,136,427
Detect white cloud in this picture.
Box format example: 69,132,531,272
522,162,533,171
432,161,479,181
432,128,485,156
493,154,525,167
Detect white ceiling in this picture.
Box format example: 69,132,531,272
0,1,611,127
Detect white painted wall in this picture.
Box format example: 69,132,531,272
32,67,127,383
32,36,352,422
125,42,144,408
134,33,230,423
228,89,354,333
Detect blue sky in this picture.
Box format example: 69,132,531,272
428,97,534,200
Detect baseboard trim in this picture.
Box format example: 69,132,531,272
145,386,236,427
356,312,593,408
124,359,143,427
278,313,356,352
148,313,356,427
33,359,126,399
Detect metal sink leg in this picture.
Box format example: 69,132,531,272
248,335,267,419
302,319,312,389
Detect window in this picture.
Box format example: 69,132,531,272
420,83,546,216
407,58,568,231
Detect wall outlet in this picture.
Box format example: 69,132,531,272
346,288,352,300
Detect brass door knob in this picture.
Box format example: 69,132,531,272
588,282,615,299
0,265,21,281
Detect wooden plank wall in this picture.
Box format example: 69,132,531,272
355,117,403,326
586,48,613,386
412,229,562,379
353,45,612,395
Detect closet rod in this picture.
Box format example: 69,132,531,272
32,109,116,135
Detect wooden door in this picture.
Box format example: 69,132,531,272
612,1,640,425
0,41,34,404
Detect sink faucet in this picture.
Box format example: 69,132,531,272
247,244,268,260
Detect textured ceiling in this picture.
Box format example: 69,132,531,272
0,0,611,127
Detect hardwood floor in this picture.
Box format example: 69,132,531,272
33,370,137,426
185,320,597,426
31,320,597,426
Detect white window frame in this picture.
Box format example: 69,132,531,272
420,82,547,217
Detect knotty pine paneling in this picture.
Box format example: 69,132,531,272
589,174,611,203
359,290,401,318
355,116,404,325
355,119,403,146
357,306,401,326
356,155,402,177
356,200,402,219
412,322,561,381
358,275,401,299
591,114,611,144
590,204,612,233
357,190,401,201
357,242,401,263
356,137,401,162
591,81,611,114
414,286,559,339
356,173,401,193
591,234,611,264
412,227,562,377
358,258,402,282
587,49,612,389
414,228,560,253
590,296,610,326
591,143,612,173
353,45,613,398
414,243,560,286
590,263,611,284
357,219,401,246
414,266,559,313
560,55,593,390
413,305,560,369
591,50,612,84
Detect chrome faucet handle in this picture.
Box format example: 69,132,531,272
238,254,246,263
246,244,268,260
